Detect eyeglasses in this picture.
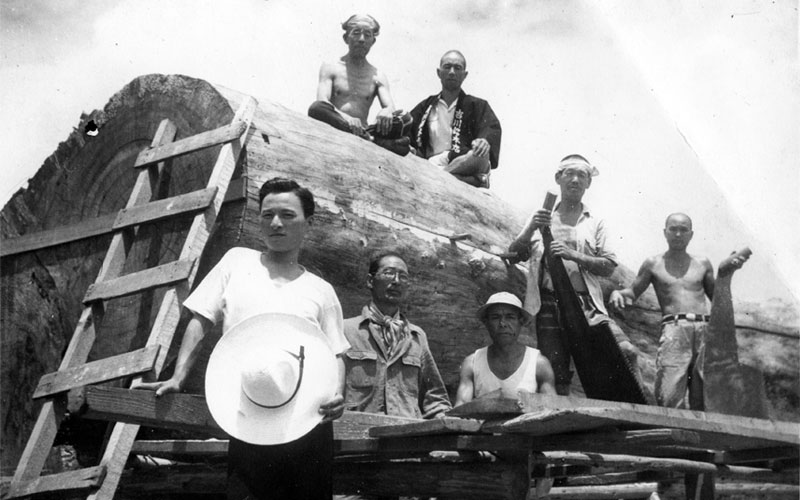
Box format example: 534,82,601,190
374,268,411,284
348,29,375,39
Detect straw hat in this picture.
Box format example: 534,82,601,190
205,313,337,445
476,292,533,325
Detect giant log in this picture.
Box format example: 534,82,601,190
1,74,797,473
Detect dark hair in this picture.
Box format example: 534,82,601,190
341,14,380,36
368,251,406,275
257,177,315,218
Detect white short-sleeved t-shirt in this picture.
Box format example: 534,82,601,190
183,247,349,355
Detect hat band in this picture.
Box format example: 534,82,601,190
244,346,306,409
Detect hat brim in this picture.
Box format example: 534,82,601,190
476,303,534,326
205,313,338,445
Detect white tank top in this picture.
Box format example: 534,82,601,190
472,346,540,398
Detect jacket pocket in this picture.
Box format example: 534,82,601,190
345,350,379,388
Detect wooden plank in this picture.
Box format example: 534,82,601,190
10,119,178,486
335,411,419,440
78,387,223,436
334,459,530,499
532,451,721,474
489,393,800,449
86,423,139,500
117,460,531,500
0,181,244,258
5,466,106,499
0,212,116,257
134,119,248,169
33,346,160,399
661,481,800,499
118,463,227,497
368,416,484,438
528,428,702,456
447,397,523,419
547,482,659,500
336,434,533,456
131,439,229,458
83,259,194,303
112,187,217,229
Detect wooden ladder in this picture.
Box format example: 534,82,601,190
5,97,257,500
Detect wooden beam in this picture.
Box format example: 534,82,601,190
0,212,116,258
131,439,228,458
546,482,660,499
336,434,533,456
447,397,523,419
117,458,531,499
333,460,531,499
0,178,244,258
334,411,419,440
485,393,800,450
134,119,248,169
83,259,194,303
528,428,702,456
532,451,712,475
5,466,106,499
77,387,223,436
33,346,160,399
660,481,799,499
368,416,483,438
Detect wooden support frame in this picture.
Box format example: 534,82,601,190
5,467,107,499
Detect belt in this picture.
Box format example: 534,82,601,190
661,313,710,324
541,289,590,296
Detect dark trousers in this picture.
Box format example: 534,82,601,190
228,422,334,500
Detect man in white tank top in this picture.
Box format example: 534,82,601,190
455,292,556,406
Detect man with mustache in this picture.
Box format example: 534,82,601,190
342,251,451,419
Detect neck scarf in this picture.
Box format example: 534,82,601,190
365,302,408,358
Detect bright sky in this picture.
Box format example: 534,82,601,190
1,0,797,305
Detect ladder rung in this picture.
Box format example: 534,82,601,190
5,466,106,499
33,346,160,399
83,259,194,304
134,119,248,169
113,187,217,230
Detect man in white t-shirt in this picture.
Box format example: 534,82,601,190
135,178,349,500
455,292,555,405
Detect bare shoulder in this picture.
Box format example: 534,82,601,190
321,59,346,75
460,352,476,373
374,67,390,85
692,254,714,270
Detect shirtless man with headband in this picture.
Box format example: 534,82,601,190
308,14,411,156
